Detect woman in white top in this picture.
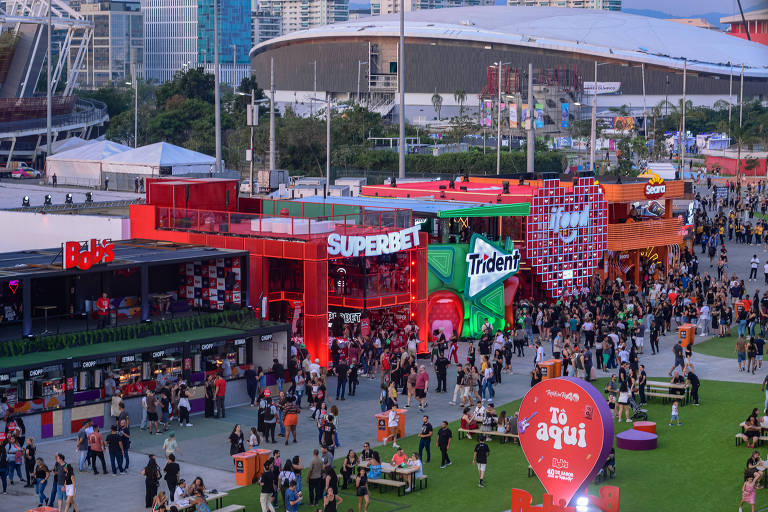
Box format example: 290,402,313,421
407,453,423,483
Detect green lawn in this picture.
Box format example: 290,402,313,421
693,325,768,359
0,327,244,367
221,378,762,512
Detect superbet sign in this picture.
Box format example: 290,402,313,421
517,377,614,507
63,239,115,270
525,178,607,298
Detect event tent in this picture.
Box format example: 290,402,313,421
46,140,132,187
100,142,216,177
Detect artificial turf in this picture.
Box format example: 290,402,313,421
221,378,761,512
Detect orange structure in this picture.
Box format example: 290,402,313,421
130,179,429,366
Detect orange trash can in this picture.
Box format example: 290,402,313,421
28,508,59,512
679,323,696,347
233,451,258,486
253,448,273,480
375,409,406,442
540,359,560,380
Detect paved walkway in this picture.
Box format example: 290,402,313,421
6,183,768,510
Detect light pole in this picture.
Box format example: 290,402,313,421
494,61,511,175
125,70,138,148
357,60,368,104
269,57,275,172
398,0,405,179
235,91,269,197
526,62,534,173
309,97,332,197
46,0,52,161
590,61,597,174
214,0,221,173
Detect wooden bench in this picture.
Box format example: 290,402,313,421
216,506,246,512
416,474,428,490
645,391,683,403
369,478,407,496
458,428,520,444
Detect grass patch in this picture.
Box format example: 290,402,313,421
693,325,768,359
221,378,760,512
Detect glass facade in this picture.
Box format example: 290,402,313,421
198,0,251,65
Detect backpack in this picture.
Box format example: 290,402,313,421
264,405,275,422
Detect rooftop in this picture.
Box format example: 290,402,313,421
253,6,768,78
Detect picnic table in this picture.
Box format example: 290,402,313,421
645,380,690,405
358,460,422,494
175,491,228,511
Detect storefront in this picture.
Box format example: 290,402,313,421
362,174,689,335
129,179,430,365
0,321,289,440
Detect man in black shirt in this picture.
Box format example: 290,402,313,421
756,338,766,371
684,368,701,405
434,353,449,393
48,453,66,508
417,415,433,463
437,421,452,469
473,436,490,487
669,340,685,376
105,425,125,474
259,459,276,512
335,358,348,400
321,416,336,454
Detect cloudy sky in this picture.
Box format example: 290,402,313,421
622,0,763,16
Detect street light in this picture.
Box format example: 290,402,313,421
494,61,511,175
125,74,138,148
357,60,368,104
308,96,332,198
235,91,270,197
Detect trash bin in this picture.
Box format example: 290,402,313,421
375,409,406,442
253,448,273,481
679,323,696,347
232,451,258,486
540,359,560,380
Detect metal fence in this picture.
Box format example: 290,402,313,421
0,98,108,134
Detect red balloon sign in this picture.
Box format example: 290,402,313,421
517,377,614,507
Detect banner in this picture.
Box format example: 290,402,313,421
583,81,621,95
535,103,544,128
522,103,531,130
509,103,518,128
614,116,635,131
561,103,569,128
482,100,493,127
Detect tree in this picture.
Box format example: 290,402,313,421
454,89,466,118
155,67,215,108
431,91,443,121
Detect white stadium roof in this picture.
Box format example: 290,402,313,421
252,6,768,78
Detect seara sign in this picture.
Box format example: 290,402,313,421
517,377,614,507
327,226,420,257
63,239,115,270
644,173,666,200
464,234,520,299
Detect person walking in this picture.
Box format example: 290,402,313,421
415,365,429,412
335,358,348,401
204,375,216,418
228,424,245,463
47,453,66,508
163,453,180,497
308,449,324,507
146,391,160,435
215,372,227,418
87,425,108,475
417,415,433,463
437,420,452,469
118,418,131,471
105,425,125,474
33,457,50,507
75,422,89,472
355,467,369,512
6,435,23,484
435,352,449,393
258,458,276,512
141,454,162,509
283,396,300,444
385,407,400,449
62,462,79,512
23,437,36,487
473,435,490,487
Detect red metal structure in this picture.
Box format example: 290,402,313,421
130,179,429,365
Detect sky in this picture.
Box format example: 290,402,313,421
621,0,764,17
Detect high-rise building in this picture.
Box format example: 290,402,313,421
255,0,349,38
69,0,144,89
253,10,283,44
371,0,492,16
505,0,621,10
141,0,198,83
141,0,250,84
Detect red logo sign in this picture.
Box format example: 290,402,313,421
64,239,115,270
525,178,607,298
644,174,666,200
518,377,614,507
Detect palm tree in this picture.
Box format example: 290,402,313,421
432,90,443,121
729,122,754,181
454,89,466,118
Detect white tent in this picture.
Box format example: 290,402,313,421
100,142,216,177
50,136,88,154
46,140,132,187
